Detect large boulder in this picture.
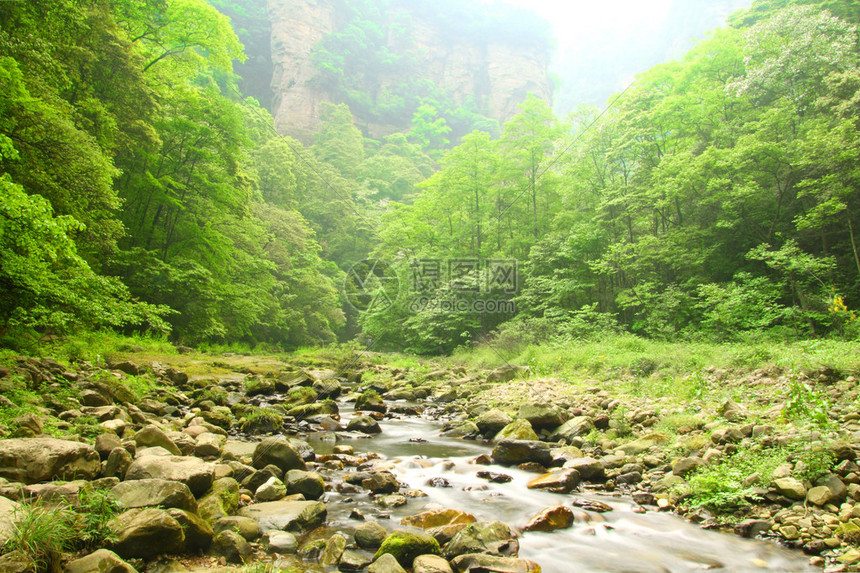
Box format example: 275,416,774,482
64,550,137,573
209,530,251,564
494,420,539,442
474,409,513,437
517,403,564,430
285,469,324,500
347,415,382,434
125,456,215,497
443,521,519,559
198,477,240,523
355,521,388,550
0,438,100,484
368,553,407,573
251,438,307,473
167,508,213,552
133,426,180,456
373,531,440,568
111,479,198,512
548,417,594,443
110,508,185,559
237,500,326,533
491,440,552,467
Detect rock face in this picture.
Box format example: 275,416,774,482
267,0,552,142
0,438,101,484
125,456,215,497
110,508,185,559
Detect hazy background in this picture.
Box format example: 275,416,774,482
502,0,753,113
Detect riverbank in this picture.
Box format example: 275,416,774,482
0,334,858,572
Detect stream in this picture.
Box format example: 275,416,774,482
297,404,817,573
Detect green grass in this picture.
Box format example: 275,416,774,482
2,502,76,573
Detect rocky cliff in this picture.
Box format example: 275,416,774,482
267,0,553,143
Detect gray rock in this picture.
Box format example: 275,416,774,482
806,485,833,507
339,550,373,572
368,553,407,573
347,415,382,434
443,521,519,559
355,520,388,549
64,549,137,573
104,447,133,480
474,409,513,437
252,438,307,473
194,433,226,458
0,496,20,546
262,530,297,553
285,469,324,500
817,473,848,504
450,554,540,573
111,479,198,512
672,457,704,477
548,417,594,443
413,554,454,573
494,420,539,441
197,478,240,523
167,508,213,552
319,533,347,567
0,438,101,484
213,516,260,541
125,456,215,497
95,433,123,460
773,477,807,500
517,403,564,430
362,471,400,494
255,476,287,502
562,457,605,481
134,426,181,456
237,500,326,533
110,508,185,559
491,440,552,467
209,530,251,564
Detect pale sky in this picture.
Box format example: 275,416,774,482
503,0,675,49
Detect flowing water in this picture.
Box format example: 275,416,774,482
303,406,818,573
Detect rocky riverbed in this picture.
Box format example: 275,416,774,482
0,352,859,572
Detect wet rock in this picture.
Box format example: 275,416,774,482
110,508,185,559
355,520,388,549
616,471,642,485
562,457,605,481
526,469,580,493
474,409,513,437
522,505,575,532
378,493,408,508
368,553,407,573
243,465,283,493
237,500,326,533
450,554,540,573
476,471,512,484
362,471,400,494
491,440,552,467
734,519,771,538
356,391,387,413
340,550,373,572
571,499,613,513
374,531,441,568
517,403,563,430
209,530,251,564
320,533,347,567
125,456,215,497
494,420,539,441
255,476,287,502
441,421,479,439
312,378,342,399
0,437,101,484
548,417,594,443
134,426,181,456
347,415,382,434
111,479,198,512
413,554,454,573
64,549,137,573
262,530,298,553
443,521,519,559
167,508,213,552
285,469,324,500
402,509,477,530
252,438,307,473
773,477,807,500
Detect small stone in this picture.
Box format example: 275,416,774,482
522,505,575,532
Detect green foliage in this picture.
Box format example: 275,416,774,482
790,444,836,482
2,502,76,573
76,487,122,549
781,372,831,425
685,446,788,512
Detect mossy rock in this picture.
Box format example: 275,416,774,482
373,531,440,567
